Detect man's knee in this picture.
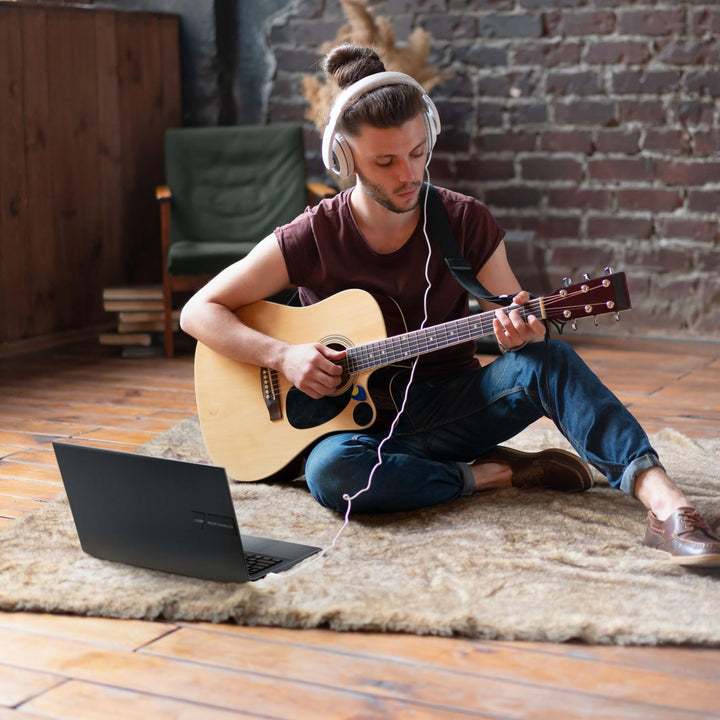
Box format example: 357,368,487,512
305,456,344,512
521,337,581,368
304,435,363,512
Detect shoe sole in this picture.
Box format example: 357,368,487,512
491,446,594,492
668,552,720,568
647,545,720,567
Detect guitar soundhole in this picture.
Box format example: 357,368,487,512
353,402,373,427
324,339,354,396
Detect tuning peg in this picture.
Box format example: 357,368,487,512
603,266,614,275
571,320,578,332
594,317,599,327
615,313,621,322
563,277,572,287
583,273,591,280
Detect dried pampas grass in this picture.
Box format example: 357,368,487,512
302,0,444,134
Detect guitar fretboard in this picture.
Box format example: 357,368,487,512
344,300,542,374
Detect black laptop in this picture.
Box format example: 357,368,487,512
53,442,320,583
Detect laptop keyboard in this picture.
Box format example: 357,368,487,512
244,552,283,576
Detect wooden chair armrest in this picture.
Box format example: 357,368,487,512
158,187,172,257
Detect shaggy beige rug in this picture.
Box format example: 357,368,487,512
1,418,719,645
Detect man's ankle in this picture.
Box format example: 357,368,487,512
635,467,690,521
470,462,513,491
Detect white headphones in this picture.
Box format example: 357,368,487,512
321,71,441,180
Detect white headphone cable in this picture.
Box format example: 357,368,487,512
282,165,435,578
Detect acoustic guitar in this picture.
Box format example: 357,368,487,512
194,271,631,482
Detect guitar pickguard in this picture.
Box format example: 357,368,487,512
286,385,372,430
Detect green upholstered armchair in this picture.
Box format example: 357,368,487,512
156,123,334,357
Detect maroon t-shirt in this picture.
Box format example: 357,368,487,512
275,185,504,380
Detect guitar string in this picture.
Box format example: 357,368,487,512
350,298,538,371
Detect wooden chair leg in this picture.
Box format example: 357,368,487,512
157,187,175,358
162,277,174,358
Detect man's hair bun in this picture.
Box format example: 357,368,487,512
323,44,385,89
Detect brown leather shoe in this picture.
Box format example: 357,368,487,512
645,507,720,567
474,446,593,492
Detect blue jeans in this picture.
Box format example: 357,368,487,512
304,340,663,513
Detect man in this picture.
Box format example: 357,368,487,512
180,44,720,566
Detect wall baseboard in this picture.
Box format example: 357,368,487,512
0,325,112,359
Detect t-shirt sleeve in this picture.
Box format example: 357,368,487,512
274,206,319,288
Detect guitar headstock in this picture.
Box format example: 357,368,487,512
543,271,631,327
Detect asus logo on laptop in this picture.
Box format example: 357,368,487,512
192,511,237,535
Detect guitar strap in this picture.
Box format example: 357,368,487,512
422,185,555,394
423,183,514,307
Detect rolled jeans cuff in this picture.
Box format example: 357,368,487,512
620,453,664,497
458,462,476,496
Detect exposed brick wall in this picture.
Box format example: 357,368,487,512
268,1,720,340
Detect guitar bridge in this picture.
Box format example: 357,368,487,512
261,367,282,421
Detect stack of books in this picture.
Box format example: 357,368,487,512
100,286,177,357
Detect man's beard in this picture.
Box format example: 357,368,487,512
356,172,422,214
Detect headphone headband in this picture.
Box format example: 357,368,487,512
322,71,441,180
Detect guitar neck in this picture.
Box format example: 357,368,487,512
345,299,542,373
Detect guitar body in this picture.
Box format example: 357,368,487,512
194,289,388,482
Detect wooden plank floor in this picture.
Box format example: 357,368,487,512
1,336,719,719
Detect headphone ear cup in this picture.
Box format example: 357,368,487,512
331,133,354,180
423,97,440,154
424,111,436,154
